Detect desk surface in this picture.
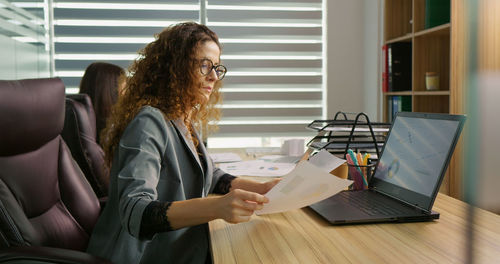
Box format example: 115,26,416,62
210,193,500,263
208,150,500,263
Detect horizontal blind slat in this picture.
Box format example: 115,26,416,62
208,0,323,138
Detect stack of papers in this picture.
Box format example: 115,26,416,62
218,160,295,177
258,155,302,164
209,152,242,163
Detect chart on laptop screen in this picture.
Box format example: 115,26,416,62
373,116,460,197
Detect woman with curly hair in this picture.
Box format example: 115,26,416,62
86,22,279,264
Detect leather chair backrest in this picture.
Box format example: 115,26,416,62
62,94,108,197
0,78,100,251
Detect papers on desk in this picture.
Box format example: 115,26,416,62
256,150,352,215
209,152,242,163
218,160,296,177
258,155,301,164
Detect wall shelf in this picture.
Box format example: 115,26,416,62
414,23,450,37
382,0,453,194
383,0,451,120
386,34,413,44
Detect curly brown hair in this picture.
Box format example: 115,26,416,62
101,22,222,167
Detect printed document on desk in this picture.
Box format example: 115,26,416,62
218,160,296,177
209,152,242,163
256,159,352,215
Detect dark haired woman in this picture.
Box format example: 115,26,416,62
86,22,279,264
79,62,125,144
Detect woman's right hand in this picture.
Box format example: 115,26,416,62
216,189,269,224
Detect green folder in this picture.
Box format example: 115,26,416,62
425,0,450,29
401,96,412,112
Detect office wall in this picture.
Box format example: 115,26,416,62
326,0,381,121
0,35,50,80
363,0,382,120
0,0,50,80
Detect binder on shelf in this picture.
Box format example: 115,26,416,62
392,96,400,119
387,97,393,122
425,0,450,29
388,42,412,92
388,96,411,122
306,112,391,161
401,96,411,112
382,44,388,93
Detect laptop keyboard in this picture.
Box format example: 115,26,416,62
339,191,408,216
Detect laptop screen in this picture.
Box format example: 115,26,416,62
371,112,465,211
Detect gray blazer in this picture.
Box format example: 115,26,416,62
86,106,226,264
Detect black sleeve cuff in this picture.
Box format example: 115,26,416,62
212,174,237,194
139,200,173,240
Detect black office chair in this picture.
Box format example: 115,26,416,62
0,78,111,263
62,94,108,198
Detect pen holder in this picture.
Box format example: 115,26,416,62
347,163,375,190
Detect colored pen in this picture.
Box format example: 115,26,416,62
347,149,368,186
357,152,363,165
363,153,370,166
346,154,353,167
346,155,362,190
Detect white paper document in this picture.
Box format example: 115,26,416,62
209,152,242,163
258,155,301,164
218,160,296,177
255,160,352,215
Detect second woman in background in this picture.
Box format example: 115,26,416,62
79,62,125,144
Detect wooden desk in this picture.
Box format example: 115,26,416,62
209,193,500,263
208,149,500,263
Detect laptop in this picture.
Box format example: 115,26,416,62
309,112,466,224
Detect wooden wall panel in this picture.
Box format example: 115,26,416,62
449,0,500,200
478,0,500,71
449,0,467,198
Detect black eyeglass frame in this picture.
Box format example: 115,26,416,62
199,59,227,80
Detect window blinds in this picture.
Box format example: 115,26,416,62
49,0,199,92
1,0,45,43
14,0,324,139
2,0,49,78
206,0,324,137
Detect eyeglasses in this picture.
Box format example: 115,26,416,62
199,59,227,80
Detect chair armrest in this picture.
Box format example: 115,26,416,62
0,246,112,264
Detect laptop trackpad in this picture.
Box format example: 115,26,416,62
310,195,369,221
